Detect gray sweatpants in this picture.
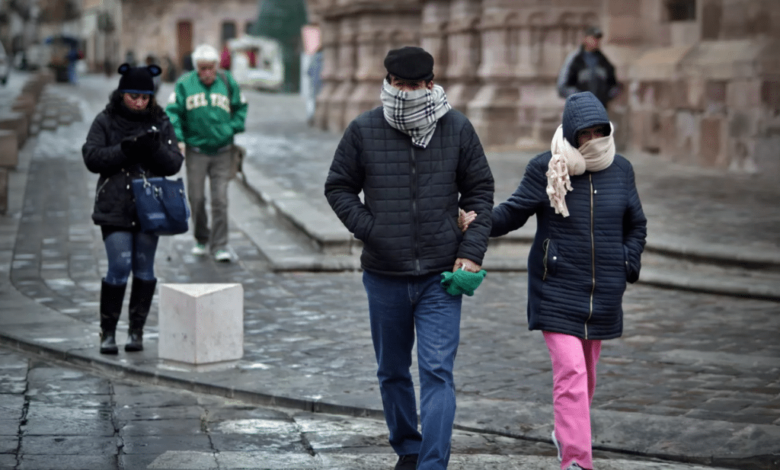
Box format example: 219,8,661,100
185,146,232,252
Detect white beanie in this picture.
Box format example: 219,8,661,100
191,44,219,65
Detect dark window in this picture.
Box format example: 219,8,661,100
667,0,696,22
221,21,237,42
245,21,254,34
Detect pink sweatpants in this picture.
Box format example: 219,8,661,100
543,331,602,470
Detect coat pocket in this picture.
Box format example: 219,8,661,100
624,244,640,283
542,238,559,280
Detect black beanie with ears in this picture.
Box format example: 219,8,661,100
117,63,162,95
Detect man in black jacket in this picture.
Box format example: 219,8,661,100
324,47,494,470
557,26,621,109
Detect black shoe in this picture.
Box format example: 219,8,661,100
100,331,118,355
124,329,143,352
394,454,418,470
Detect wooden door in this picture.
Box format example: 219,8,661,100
177,21,193,70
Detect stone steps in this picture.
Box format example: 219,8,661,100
237,164,780,301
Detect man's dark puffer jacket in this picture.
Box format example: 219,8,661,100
491,94,647,340
325,107,494,276
83,101,184,229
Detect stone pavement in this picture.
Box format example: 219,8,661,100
0,345,734,470
0,74,778,469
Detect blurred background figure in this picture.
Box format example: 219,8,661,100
220,41,232,71
162,54,177,82
306,45,322,126
145,54,162,94
556,26,621,110
124,50,137,67
182,49,194,73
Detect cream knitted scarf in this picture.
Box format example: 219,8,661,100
546,123,615,217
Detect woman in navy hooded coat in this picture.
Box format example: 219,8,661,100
471,92,647,470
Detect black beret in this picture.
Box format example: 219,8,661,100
384,46,434,82
117,63,162,95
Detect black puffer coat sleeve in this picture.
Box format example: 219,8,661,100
139,118,184,176
455,121,494,265
324,121,375,241
82,113,135,175
491,155,547,237
623,164,647,283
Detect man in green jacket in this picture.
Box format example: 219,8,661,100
166,44,248,262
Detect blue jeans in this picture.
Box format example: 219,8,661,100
103,230,159,285
363,270,463,470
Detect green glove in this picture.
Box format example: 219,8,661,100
440,269,487,296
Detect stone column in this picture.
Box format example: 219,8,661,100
319,1,421,133
445,0,482,112
345,11,397,125
421,0,451,87
467,0,520,147
515,9,595,147
326,16,358,133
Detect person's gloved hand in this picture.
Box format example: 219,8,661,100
121,126,161,159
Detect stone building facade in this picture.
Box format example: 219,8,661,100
307,0,780,173
109,0,258,75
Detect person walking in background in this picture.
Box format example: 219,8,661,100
220,42,232,71
306,46,323,126
182,50,194,73
145,54,161,94
324,46,494,470
462,91,646,470
166,44,248,262
82,63,183,354
124,50,137,67
557,26,621,109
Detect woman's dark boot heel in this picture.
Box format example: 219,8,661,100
125,330,143,352
99,279,127,355
100,332,118,355
125,277,157,352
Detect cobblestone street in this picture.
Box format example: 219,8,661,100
0,73,778,469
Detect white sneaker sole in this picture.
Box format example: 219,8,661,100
552,429,562,462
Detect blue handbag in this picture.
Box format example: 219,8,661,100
131,174,190,236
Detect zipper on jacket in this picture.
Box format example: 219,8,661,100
95,177,111,200
542,238,550,281
585,174,595,339
410,146,421,274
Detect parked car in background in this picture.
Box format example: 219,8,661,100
0,41,10,85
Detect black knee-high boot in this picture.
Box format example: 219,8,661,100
100,279,127,355
125,277,157,352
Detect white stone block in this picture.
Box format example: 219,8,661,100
158,284,244,365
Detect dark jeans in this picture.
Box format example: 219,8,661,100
103,230,159,285
363,270,463,470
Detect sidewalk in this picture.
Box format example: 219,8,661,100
0,74,778,470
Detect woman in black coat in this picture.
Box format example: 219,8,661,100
82,63,183,354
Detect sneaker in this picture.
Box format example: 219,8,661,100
213,249,231,262
191,243,208,256
394,454,418,470
565,464,584,470
551,429,562,462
